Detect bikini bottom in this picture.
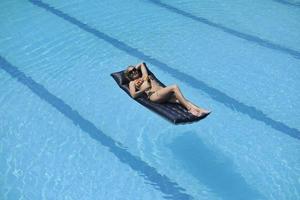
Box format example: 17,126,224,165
146,91,156,99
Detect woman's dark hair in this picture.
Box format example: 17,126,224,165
124,65,140,81
124,68,132,81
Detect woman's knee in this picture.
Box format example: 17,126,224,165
170,84,179,91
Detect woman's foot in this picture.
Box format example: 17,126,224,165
197,109,211,117
187,104,211,117
187,102,206,115
200,108,210,114
187,106,202,117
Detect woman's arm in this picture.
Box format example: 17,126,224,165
129,81,150,99
135,62,149,79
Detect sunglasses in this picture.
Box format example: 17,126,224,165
128,68,137,76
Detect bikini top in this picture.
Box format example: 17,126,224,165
134,79,143,90
134,76,153,90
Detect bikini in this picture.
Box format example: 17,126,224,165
145,89,155,99
134,77,156,99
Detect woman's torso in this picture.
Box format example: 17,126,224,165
135,76,163,94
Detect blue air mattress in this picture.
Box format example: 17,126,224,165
111,68,209,124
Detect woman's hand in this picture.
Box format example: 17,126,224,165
143,75,149,81
135,78,144,88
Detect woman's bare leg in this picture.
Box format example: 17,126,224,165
168,93,180,104
150,85,200,116
150,85,189,108
169,94,209,115
186,100,210,114
149,86,174,103
167,90,210,115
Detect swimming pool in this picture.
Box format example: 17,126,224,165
0,0,299,199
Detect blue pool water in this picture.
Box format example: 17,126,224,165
0,0,300,199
